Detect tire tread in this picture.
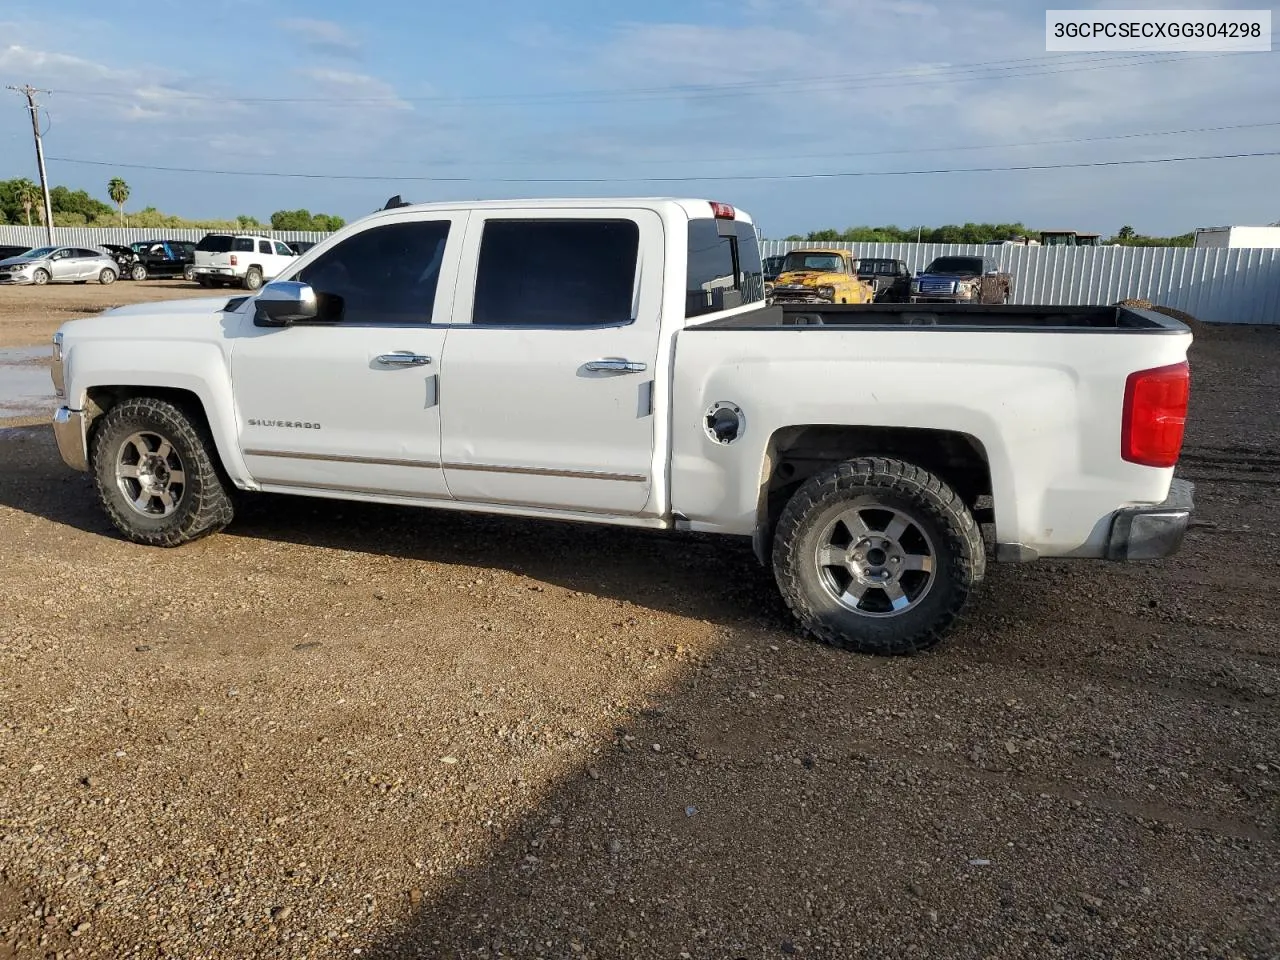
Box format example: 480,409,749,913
90,397,234,547
772,457,985,655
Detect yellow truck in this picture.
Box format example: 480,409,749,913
767,248,874,304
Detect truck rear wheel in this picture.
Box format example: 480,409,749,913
242,267,263,290
90,397,235,547
772,457,985,655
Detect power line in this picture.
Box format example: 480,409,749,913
45,149,1280,184
405,118,1280,169
45,49,1271,107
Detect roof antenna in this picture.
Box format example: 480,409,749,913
382,195,411,210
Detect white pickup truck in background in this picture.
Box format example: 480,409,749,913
49,198,1194,655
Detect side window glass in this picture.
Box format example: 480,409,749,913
685,220,736,317
297,220,451,325
274,241,292,256
258,240,272,255
472,220,638,327
233,238,254,253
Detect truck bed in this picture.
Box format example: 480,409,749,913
691,302,1189,333
669,301,1192,557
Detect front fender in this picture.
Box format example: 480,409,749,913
64,339,251,487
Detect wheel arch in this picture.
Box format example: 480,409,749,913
752,424,994,565
83,382,249,488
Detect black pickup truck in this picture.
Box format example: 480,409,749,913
856,257,912,302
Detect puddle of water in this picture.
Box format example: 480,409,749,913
0,346,55,417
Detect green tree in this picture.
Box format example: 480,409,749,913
49,186,114,222
236,214,262,229
270,209,313,230
270,209,345,231
1117,225,1136,241
107,177,130,226
14,179,41,226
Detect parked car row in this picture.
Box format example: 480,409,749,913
0,235,321,289
762,250,1014,305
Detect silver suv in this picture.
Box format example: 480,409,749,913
0,245,120,285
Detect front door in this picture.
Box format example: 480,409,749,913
440,210,664,516
49,249,80,281
230,212,466,500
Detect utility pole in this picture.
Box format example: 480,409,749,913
7,85,55,245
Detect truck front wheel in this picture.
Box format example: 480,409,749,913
90,397,235,547
772,457,985,655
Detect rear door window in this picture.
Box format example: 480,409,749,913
258,240,272,255
472,220,639,327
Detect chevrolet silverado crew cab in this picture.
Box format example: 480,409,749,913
49,198,1194,655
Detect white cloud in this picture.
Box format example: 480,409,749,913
294,69,412,111
277,18,363,57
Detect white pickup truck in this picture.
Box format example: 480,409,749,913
48,198,1194,655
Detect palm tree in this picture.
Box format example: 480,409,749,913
107,177,130,227
14,178,40,227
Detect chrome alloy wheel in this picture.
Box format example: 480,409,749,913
814,503,937,617
115,431,186,518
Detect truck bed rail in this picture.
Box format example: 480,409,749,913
689,303,1191,334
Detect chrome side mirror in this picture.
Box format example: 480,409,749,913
254,280,319,327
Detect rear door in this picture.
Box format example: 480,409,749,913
439,209,665,515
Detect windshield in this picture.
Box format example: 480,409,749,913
17,246,56,260
781,252,844,273
924,257,984,276
858,259,899,276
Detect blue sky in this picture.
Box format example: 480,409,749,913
1,0,1277,236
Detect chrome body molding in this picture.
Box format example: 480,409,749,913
243,447,646,483
243,448,442,469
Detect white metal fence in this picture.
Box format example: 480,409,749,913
0,226,331,247
760,241,1280,325
1,227,1276,324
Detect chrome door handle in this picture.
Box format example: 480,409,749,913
375,352,431,367
584,358,647,373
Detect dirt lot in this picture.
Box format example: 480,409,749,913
0,292,1276,958
0,281,221,349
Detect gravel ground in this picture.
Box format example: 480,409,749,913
0,281,223,349
0,315,1276,959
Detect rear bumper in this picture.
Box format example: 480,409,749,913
53,406,89,472
194,267,238,276
1105,478,1194,561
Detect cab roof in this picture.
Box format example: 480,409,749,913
371,197,755,225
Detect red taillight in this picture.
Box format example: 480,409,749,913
710,201,735,219
229,254,238,266
1121,361,1189,468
